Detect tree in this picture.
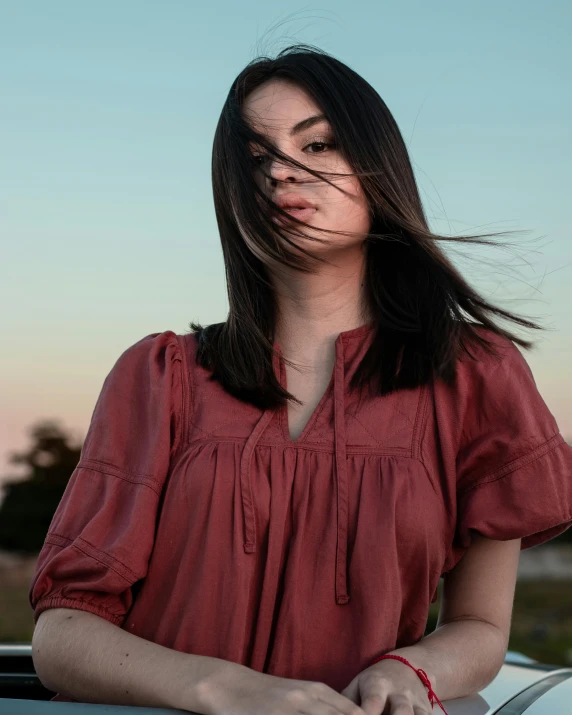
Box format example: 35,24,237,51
0,420,83,554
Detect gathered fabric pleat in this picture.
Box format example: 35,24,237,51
239,341,352,604
333,337,350,604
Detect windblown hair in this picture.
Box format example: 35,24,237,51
190,43,545,410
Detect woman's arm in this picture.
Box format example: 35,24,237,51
386,535,522,700
32,607,246,712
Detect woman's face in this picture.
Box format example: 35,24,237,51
242,79,371,253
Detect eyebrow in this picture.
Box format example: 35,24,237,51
290,113,328,135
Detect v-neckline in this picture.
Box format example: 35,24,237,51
273,320,376,445
280,360,336,444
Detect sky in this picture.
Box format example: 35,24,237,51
1,0,571,482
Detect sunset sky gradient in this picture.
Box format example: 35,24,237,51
1,0,571,482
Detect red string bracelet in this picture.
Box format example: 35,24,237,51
369,654,449,714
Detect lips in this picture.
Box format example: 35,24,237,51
272,207,317,224
274,194,316,210
272,194,317,223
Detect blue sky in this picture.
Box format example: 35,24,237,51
1,0,571,479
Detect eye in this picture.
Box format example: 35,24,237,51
250,137,337,168
306,142,328,153
304,138,337,154
252,154,268,166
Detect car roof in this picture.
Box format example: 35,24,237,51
444,661,572,714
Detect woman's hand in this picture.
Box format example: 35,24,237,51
341,658,433,715
198,663,368,715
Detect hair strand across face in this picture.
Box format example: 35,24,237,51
190,43,546,409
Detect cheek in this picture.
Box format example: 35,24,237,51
325,177,370,230
320,157,368,215
350,179,371,221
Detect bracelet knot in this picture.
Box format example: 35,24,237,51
369,654,448,714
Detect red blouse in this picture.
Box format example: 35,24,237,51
29,323,572,702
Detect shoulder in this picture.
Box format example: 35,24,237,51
454,326,560,473
430,325,554,457
118,329,184,362
112,329,202,378
458,324,515,365
78,330,193,475
454,324,530,392
98,329,191,403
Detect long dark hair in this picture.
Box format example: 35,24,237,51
189,43,545,410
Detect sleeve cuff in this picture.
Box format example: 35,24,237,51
34,596,125,627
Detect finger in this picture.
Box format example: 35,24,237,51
385,693,416,714
340,678,360,704
359,692,387,715
299,699,366,715
307,682,367,715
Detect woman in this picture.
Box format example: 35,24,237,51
30,45,572,715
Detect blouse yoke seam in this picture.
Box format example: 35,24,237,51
458,432,564,495
173,334,191,458
166,346,183,461
411,383,444,499
412,384,431,461
346,412,413,448
191,411,263,440
45,532,139,583
77,459,163,495
187,437,418,455
177,332,197,449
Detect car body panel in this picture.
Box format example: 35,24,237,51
1,646,571,714
523,676,572,715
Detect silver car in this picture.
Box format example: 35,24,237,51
1,646,571,714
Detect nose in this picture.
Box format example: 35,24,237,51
267,158,299,187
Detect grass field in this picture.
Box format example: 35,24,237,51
0,554,38,644
2,563,571,667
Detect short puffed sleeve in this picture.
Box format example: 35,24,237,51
442,331,572,574
29,330,185,626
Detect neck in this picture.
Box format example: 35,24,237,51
271,247,372,360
